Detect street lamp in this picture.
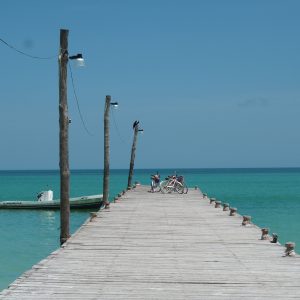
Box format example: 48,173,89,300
127,120,143,189
58,29,85,246
103,96,119,209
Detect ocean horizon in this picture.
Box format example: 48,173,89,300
1,166,300,171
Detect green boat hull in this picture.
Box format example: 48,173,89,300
0,195,103,209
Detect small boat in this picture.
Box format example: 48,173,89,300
0,190,103,209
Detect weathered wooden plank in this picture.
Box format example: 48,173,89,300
1,186,299,299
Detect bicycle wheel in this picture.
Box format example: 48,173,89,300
183,183,188,194
160,181,173,194
160,181,167,193
165,186,174,193
175,182,184,194
153,182,161,192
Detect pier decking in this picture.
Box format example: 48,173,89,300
1,185,300,299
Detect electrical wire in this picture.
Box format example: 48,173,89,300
0,37,118,140
1,37,94,136
68,63,94,136
111,108,128,144
0,38,56,60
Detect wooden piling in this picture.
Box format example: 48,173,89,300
242,215,251,226
261,228,269,240
271,233,278,243
89,212,97,221
223,203,230,211
59,28,70,246
284,242,296,257
215,200,221,208
103,95,111,208
127,121,139,189
230,207,237,216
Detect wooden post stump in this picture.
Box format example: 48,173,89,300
215,201,221,208
89,212,97,221
242,215,251,226
271,233,278,243
261,228,269,240
284,242,296,257
223,203,230,211
210,198,216,205
229,207,237,216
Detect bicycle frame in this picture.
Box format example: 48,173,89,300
161,176,184,194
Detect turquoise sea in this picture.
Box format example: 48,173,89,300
1,168,300,291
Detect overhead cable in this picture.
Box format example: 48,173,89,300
0,37,56,60
111,108,128,144
68,63,94,136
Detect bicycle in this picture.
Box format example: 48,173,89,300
176,175,188,194
160,175,188,194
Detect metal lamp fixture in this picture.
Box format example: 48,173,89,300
110,102,119,109
69,53,85,67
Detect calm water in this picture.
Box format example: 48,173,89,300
0,168,300,291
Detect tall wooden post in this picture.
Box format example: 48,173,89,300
103,95,111,207
127,122,139,189
59,29,70,245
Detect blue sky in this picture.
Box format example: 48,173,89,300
0,0,299,169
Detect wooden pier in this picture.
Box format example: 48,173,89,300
1,185,300,299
